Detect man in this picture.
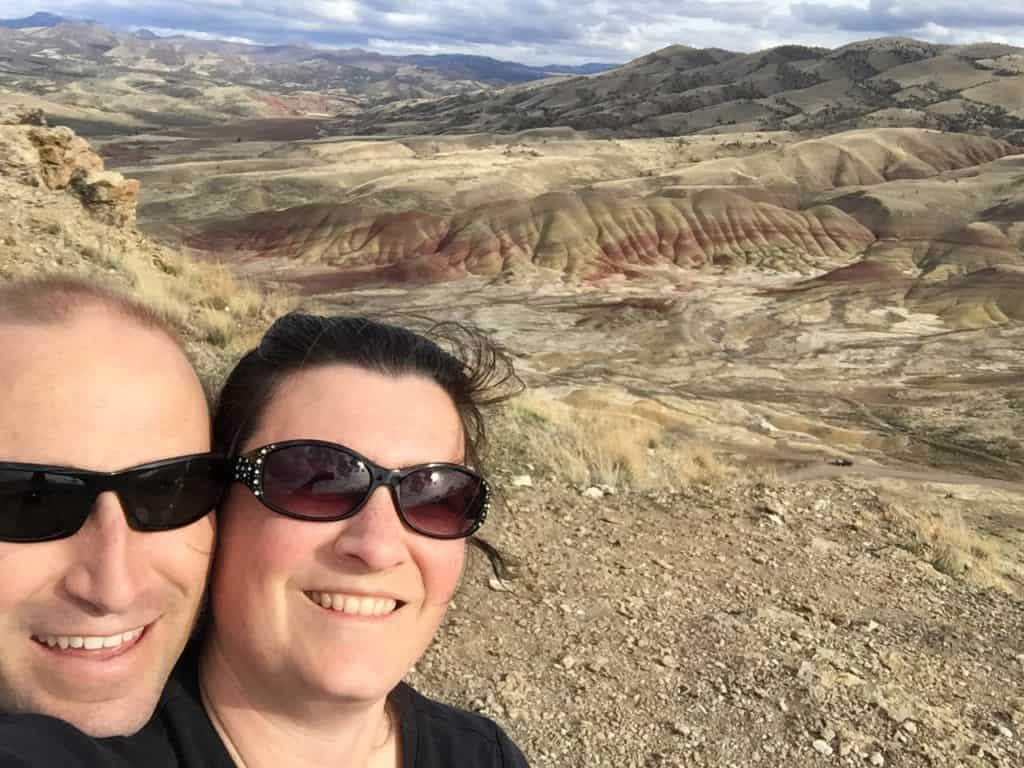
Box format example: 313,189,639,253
0,276,217,742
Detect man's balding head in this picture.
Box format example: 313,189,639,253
0,275,182,343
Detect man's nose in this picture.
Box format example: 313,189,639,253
60,491,149,615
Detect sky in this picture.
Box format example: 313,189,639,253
1,1,1023,65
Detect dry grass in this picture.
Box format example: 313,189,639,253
75,238,290,353
494,393,730,490
885,503,1014,592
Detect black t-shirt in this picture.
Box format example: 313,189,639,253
392,683,528,768
0,674,233,768
0,651,528,767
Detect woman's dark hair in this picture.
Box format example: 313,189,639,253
213,313,521,576
213,313,519,468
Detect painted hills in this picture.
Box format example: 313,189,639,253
172,129,1021,309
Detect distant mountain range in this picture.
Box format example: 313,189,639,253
0,16,618,134
0,12,617,84
3,14,1022,141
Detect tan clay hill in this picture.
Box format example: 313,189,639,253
331,38,1024,138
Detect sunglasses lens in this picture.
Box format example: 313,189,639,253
263,445,371,519
0,469,92,541
121,457,227,530
398,468,484,537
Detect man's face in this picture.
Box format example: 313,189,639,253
0,307,215,737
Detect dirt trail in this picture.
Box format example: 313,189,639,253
784,464,1024,497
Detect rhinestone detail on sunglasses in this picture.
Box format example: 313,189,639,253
232,442,490,538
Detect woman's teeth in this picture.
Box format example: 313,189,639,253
306,591,398,617
34,627,144,651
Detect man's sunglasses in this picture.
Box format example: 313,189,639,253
0,454,229,543
233,440,490,539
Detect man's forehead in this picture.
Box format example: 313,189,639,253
0,308,181,373
0,309,211,469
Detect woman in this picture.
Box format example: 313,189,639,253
194,312,527,767
0,312,527,768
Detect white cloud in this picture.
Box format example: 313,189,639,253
136,25,260,44
1,0,1021,63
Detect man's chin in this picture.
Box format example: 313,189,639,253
33,696,160,738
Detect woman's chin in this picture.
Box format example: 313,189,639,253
298,662,404,703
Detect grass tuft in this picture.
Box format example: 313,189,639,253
493,394,730,490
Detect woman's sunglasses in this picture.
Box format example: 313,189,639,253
233,440,490,539
0,454,229,543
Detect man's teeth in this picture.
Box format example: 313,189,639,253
34,627,144,651
306,591,398,616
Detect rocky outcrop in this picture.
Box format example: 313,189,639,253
1,106,139,227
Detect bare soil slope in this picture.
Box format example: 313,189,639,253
420,473,1024,767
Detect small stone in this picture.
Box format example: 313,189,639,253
865,620,880,633
778,699,789,713
997,725,1013,739
660,655,679,669
559,655,577,670
670,721,691,736
901,720,918,736
767,513,785,526
811,739,833,756
581,486,604,499
488,577,513,592
510,474,533,487
869,752,885,766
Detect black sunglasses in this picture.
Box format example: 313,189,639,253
0,454,229,543
233,440,490,539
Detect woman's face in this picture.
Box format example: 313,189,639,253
209,365,467,704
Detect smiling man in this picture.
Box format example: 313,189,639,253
0,276,219,740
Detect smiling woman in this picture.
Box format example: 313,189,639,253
193,313,526,768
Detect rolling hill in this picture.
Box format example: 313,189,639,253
328,38,1024,138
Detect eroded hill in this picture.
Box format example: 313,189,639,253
169,129,1024,318
329,39,1024,138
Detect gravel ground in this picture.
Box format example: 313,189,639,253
409,474,1024,767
